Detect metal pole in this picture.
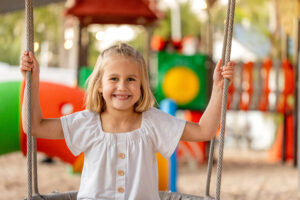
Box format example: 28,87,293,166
170,0,182,41
297,50,300,192
282,112,287,163
297,18,300,192
281,31,288,164
293,18,300,168
76,22,82,84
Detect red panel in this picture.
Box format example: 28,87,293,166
258,58,272,111
179,110,207,164
239,62,254,111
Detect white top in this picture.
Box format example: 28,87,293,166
60,107,186,200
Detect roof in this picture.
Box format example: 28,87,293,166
0,0,160,26
233,24,271,59
65,0,160,26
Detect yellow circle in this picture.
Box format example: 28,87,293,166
162,66,200,105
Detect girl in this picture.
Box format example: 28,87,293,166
20,43,234,200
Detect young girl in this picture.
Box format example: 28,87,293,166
20,43,234,200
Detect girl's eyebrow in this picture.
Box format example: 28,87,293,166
128,75,138,78
107,74,138,77
107,73,119,77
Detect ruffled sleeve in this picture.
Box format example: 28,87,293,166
146,108,186,159
60,110,100,156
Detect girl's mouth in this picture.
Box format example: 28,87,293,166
113,94,131,100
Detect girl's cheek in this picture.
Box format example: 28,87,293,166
133,83,142,91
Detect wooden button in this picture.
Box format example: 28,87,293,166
118,170,124,176
118,153,125,159
118,187,124,193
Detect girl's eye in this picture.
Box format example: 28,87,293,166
110,77,118,81
128,78,135,81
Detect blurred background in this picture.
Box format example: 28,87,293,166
0,0,300,199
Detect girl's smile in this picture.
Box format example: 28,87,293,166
112,94,131,100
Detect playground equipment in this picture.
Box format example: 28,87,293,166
226,57,295,162
0,80,85,165
154,51,209,191
0,81,21,155
155,52,209,110
20,81,86,165
160,99,179,192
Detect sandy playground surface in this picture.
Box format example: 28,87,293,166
1,149,299,200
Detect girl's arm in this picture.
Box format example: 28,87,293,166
21,51,64,139
181,60,234,142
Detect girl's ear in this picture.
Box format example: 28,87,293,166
98,87,102,94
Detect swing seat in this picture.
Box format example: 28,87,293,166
24,191,215,200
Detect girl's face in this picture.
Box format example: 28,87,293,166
99,56,142,113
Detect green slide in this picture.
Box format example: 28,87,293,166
0,81,21,155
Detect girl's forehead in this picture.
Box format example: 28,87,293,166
103,56,142,75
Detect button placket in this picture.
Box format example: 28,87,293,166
115,135,127,200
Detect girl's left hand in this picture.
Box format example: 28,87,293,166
213,59,235,90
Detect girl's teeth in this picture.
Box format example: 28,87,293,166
115,95,129,99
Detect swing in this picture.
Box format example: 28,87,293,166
23,0,236,199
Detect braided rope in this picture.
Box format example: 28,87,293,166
221,0,231,64
205,8,230,198
215,0,236,199
33,138,39,195
205,0,235,197
25,0,37,199
205,138,215,197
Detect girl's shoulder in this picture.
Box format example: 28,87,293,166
62,109,98,122
142,107,175,122
142,107,159,117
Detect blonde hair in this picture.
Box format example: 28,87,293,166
85,43,155,113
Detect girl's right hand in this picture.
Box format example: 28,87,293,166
20,51,40,80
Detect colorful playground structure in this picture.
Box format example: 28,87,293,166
0,80,85,166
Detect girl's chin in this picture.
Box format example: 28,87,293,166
110,103,135,111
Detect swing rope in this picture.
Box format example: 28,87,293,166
205,0,236,199
25,0,39,199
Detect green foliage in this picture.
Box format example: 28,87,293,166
88,32,99,68
181,3,202,37
34,4,64,57
212,0,270,34
235,0,270,34
0,11,24,65
153,1,202,39
128,28,148,58
153,10,171,39
0,3,64,65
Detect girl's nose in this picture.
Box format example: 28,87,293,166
117,80,127,90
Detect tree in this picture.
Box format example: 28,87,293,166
153,1,203,40
0,3,64,66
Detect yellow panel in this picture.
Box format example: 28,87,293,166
162,66,200,105
156,153,169,191
72,152,170,190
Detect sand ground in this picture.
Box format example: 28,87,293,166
1,149,299,200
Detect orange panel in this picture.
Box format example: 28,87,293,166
20,81,86,165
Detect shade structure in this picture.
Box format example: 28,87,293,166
65,0,160,26
0,0,65,14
